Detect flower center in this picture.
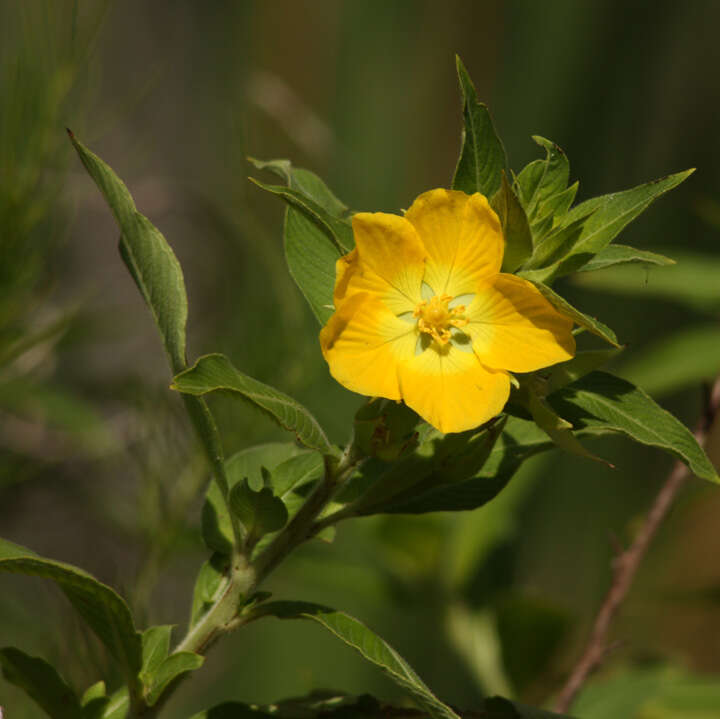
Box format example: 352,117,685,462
413,294,469,345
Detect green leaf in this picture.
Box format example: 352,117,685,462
516,136,570,220
272,451,324,497
549,371,718,482
248,158,349,216
257,601,461,719
541,348,623,395
577,244,675,272
144,651,204,707
172,353,332,454
522,215,587,274
0,647,82,719
573,249,720,311
452,56,506,197
68,131,188,373
524,280,620,347
140,625,174,683
203,443,306,555
0,539,142,677
249,158,350,326
551,169,694,277
249,178,353,253
491,172,533,272
618,324,720,397
229,479,289,539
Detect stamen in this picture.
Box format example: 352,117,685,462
413,293,469,347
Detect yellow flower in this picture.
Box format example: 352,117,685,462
320,189,576,434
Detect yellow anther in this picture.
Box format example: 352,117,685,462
414,294,468,346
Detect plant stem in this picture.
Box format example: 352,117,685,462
553,378,720,713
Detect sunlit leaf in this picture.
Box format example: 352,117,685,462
256,601,461,719
577,244,675,272
549,371,718,482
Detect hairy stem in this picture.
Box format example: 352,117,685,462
553,378,720,713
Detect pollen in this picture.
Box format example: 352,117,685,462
413,294,469,345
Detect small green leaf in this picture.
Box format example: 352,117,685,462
203,443,306,555
452,56,507,198
619,324,720,397
577,244,675,272
524,280,620,347
257,601,461,719
272,451,324,497
172,353,333,454
551,169,694,277
491,172,533,272
140,625,173,682
81,681,106,707
0,539,142,677
549,371,718,482
249,178,353,253
249,158,350,326
516,136,570,220
573,249,720,311
522,215,588,274
144,651,204,707
229,479,289,539
0,647,82,719
68,132,188,373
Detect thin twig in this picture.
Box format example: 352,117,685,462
553,377,720,714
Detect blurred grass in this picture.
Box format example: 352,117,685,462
2,1,720,717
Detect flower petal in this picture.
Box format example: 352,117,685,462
466,273,576,373
320,292,417,400
397,344,510,433
337,212,425,313
405,189,503,297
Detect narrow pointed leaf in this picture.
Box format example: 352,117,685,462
172,353,332,454
256,601,460,719
552,169,694,277
577,244,675,272
0,539,142,676
549,371,718,482
517,136,570,218
0,647,82,719
525,281,620,347
542,348,623,394
249,178,352,253
68,132,188,373
250,159,350,326
452,56,506,197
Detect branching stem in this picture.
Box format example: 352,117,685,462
553,378,720,713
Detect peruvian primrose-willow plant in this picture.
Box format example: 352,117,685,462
1,57,716,719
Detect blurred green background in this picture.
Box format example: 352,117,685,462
3,1,720,717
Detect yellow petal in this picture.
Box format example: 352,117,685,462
405,189,503,297
466,273,576,373
397,344,510,433
320,292,417,400
338,212,425,313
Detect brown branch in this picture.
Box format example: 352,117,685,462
553,377,720,714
